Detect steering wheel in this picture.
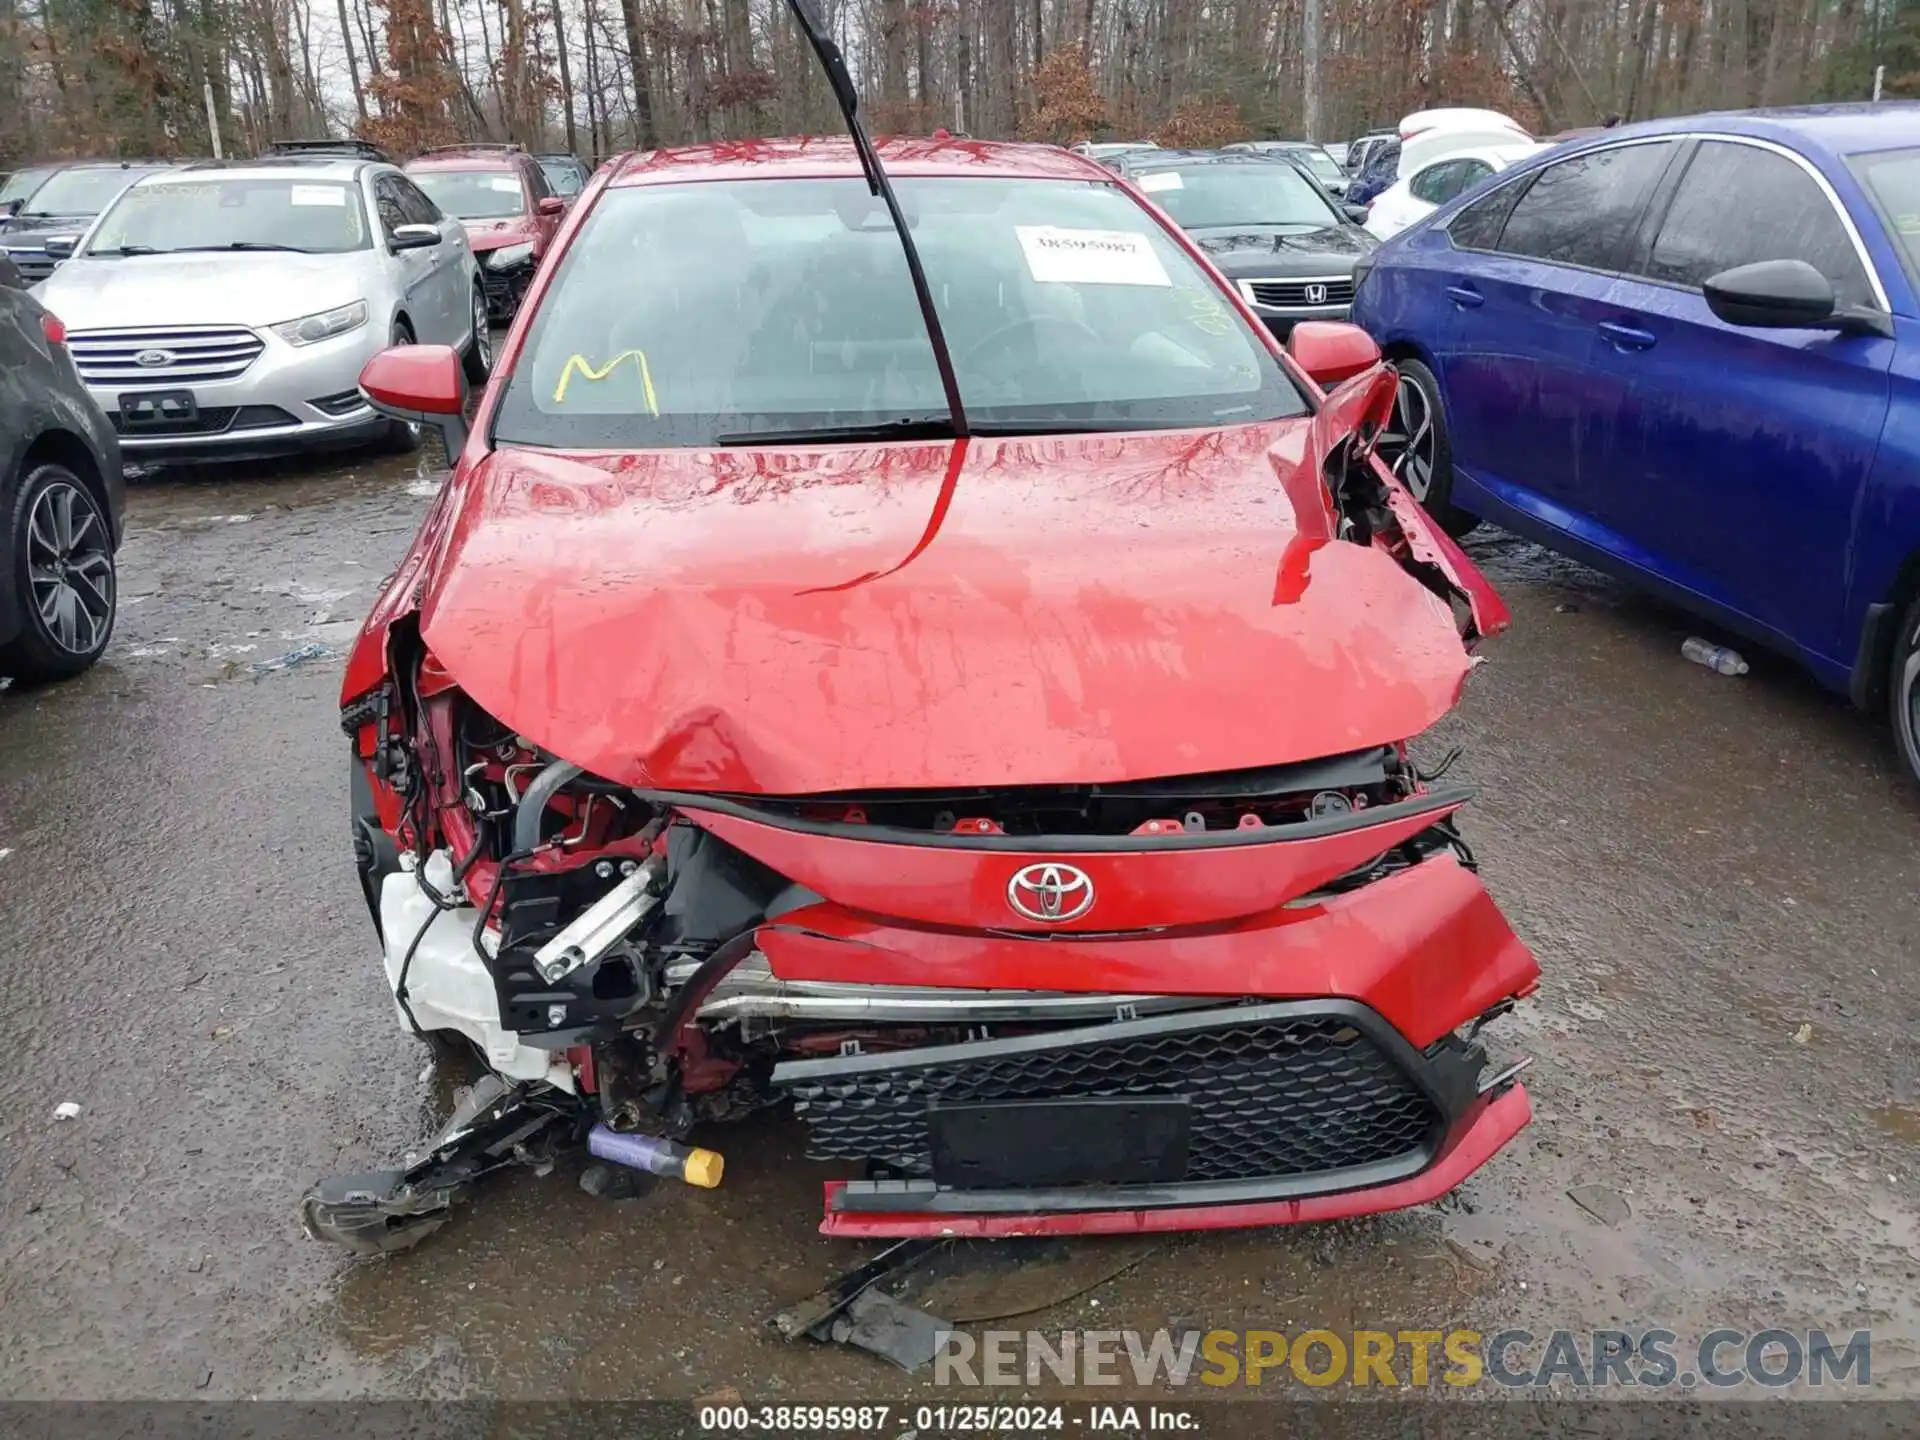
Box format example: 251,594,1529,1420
960,314,1104,373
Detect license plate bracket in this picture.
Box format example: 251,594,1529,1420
118,389,198,429
929,1096,1191,1190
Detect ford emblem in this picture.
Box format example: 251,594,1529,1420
133,349,176,368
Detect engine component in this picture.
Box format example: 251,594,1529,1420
675,948,1218,1027
512,758,584,852
533,856,666,982
587,1123,725,1188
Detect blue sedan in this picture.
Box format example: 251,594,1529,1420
1350,104,1920,789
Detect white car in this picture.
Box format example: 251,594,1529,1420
1364,141,1542,240
34,155,490,463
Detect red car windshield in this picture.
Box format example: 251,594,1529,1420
411,169,526,220
492,175,1308,446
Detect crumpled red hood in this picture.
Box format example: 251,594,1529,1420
415,422,1475,793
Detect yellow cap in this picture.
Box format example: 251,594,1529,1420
682,1148,724,1189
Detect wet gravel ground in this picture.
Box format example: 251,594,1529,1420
2,441,1919,1406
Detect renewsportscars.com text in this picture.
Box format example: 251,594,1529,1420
933,1328,1871,1389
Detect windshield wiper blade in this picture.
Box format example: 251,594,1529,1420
777,0,968,440
714,417,957,446
174,241,315,253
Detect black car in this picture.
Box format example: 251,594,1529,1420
0,269,123,682
1113,149,1378,335
535,152,591,198
0,163,60,229
0,161,173,284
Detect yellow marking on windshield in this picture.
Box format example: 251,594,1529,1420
1182,289,1233,335
553,350,659,413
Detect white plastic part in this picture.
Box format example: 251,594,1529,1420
378,859,575,1092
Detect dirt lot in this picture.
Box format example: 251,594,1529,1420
2,442,1918,1408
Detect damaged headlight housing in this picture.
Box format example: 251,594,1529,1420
486,242,534,271
271,299,368,347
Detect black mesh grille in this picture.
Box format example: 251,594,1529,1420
782,1008,1442,1185
8,249,56,283
111,406,237,436
482,267,526,314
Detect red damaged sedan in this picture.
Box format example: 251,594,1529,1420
309,135,1538,1253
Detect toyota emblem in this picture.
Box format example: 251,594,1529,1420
133,349,176,368
1006,862,1095,923
1304,283,1328,306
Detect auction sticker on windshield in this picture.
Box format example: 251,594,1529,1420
1137,171,1184,193
291,186,347,207
1016,225,1171,287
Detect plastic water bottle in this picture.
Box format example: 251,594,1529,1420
1682,637,1749,676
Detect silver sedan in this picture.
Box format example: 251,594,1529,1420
34,157,491,463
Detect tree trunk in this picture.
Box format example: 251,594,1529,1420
555,0,580,152
336,0,368,120
1621,0,1658,118
1303,0,1320,139
617,0,658,145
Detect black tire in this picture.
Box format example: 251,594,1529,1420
1381,358,1477,538
0,460,116,683
1890,593,1920,792
378,318,424,455
461,283,493,386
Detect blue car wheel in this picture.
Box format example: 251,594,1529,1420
1893,595,1920,791
1378,358,1476,538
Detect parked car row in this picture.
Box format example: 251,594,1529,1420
1,141,590,467
0,137,592,685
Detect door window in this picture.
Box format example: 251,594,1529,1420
1447,178,1521,250
1413,158,1495,207
1409,160,1464,205
371,175,408,238
1644,140,1873,307
393,175,443,226
1497,141,1675,271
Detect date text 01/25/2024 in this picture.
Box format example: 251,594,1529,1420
696,1405,1197,1432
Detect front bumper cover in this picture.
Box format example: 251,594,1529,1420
818,1084,1531,1237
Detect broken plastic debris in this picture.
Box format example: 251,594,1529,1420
247,641,336,677
53,1102,81,1120
1791,1023,1814,1046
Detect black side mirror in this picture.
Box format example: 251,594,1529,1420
1343,203,1370,225
42,234,77,261
1704,258,1892,338
389,223,442,252
1,198,20,219
0,252,23,289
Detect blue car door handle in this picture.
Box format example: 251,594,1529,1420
1445,285,1484,309
1599,321,1657,352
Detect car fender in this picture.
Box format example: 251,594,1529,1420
1311,362,1509,641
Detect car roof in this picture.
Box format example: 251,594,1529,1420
408,148,529,172
1119,148,1286,170
53,159,173,172
148,158,370,183
604,136,1113,188
1573,102,1920,163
